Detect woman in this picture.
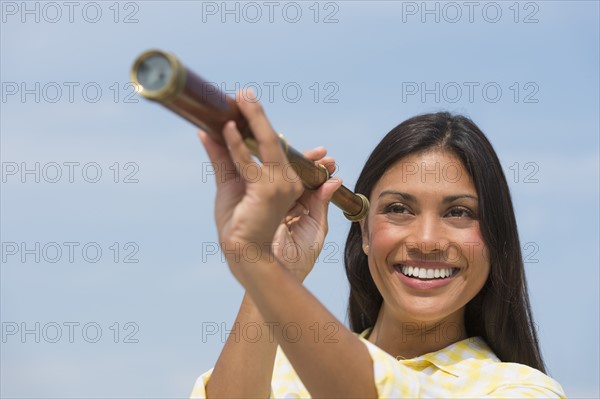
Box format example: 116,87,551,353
190,89,566,398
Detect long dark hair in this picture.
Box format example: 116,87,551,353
344,112,546,372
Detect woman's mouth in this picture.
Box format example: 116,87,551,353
394,264,460,280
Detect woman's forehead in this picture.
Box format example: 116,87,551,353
374,150,477,195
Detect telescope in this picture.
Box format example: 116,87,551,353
130,49,369,221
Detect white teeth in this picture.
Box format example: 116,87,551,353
399,266,457,279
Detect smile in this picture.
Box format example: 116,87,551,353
396,265,459,280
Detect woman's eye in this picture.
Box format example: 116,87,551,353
446,207,474,218
385,203,411,214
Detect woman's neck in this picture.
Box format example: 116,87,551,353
367,304,468,360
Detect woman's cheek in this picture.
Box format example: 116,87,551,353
369,223,404,253
457,227,488,267
460,227,489,281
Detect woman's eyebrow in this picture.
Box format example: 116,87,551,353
442,194,478,204
378,190,416,201
378,190,478,203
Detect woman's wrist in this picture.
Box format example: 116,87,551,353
230,255,290,293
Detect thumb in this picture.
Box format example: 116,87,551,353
321,177,343,203
309,177,343,223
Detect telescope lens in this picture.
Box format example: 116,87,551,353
137,54,173,92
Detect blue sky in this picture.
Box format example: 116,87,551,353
1,1,599,397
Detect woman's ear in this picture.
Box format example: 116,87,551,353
359,218,369,255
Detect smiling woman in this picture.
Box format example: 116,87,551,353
357,150,490,361
344,113,553,375
190,91,566,398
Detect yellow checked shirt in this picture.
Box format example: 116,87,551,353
190,332,566,398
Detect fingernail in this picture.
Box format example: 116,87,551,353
226,120,237,131
245,88,256,101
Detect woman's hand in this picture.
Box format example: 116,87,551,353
269,147,339,282
198,89,342,282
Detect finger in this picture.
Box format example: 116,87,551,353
300,177,343,226
284,200,310,223
301,148,336,176
318,177,343,203
197,129,241,187
222,120,258,182
315,177,344,224
198,129,229,165
302,147,327,161
317,157,337,175
236,89,287,164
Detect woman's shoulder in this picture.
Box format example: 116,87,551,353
356,334,567,398
473,346,566,397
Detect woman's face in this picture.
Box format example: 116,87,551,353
362,150,490,324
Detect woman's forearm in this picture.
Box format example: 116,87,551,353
238,259,378,399
205,293,278,398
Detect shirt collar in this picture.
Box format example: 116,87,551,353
359,328,500,377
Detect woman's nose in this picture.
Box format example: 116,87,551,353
406,214,450,256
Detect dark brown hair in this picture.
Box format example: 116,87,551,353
344,112,546,372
